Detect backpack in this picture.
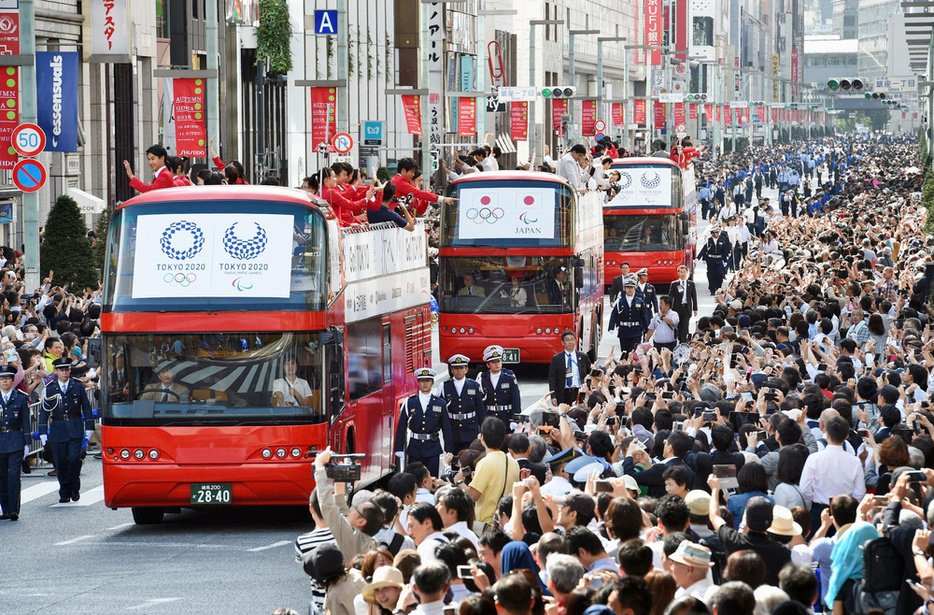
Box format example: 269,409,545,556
861,536,903,592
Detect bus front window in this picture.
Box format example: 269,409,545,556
103,332,326,426
604,214,683,252
438,256,576,314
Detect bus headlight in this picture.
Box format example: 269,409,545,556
536,328,542,334
276,448,287,458
134,449,145,460
291,448,302,458
468,328,474,334
148,449,159,460
545,328,551,334
261,448,272,459
120,449,130,460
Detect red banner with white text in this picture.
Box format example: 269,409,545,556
510,102,528,141
310,87,337,148
674,103,685,128
612,103,624,127
582,100,596,136
634,100,646,124
552,99,568,138
402,95,422,135
704,105,713,123
689,104,697,120
0,67,19,169
654,101,666,126
458,97,476,136
173,78,206,157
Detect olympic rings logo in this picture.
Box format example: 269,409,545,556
466,207,505,224
163,273,197,287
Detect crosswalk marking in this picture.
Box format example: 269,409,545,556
55,534,94,546
20,481,61,504
247,540,292,552
51,485,105,508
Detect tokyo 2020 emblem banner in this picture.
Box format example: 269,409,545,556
457,187,556,241
607,167,673,207
131,214,293,299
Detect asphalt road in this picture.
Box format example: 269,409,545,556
3,183,780,615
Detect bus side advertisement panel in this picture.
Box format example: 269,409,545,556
457,187,557,240
607,167,673,207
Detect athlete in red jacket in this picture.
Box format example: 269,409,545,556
124,144,176,193
321,168,382,226
391,157,454,215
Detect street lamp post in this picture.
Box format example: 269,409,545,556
530,19,565,160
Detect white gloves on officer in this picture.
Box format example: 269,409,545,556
39,434,47,446
85,430,93,441
24,445,30,456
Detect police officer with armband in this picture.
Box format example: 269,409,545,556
394,368,452,477
476,345,521,432
38,357,94,503
0,365,30,520
441,355,486,456
609,276,649,355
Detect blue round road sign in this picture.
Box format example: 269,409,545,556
12,159,47,193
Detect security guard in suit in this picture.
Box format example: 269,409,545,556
38,357,94,503
609,277,649,354
635,268,658,319
440,354,486,456
395,368,451,478
697,226,731,294
476,345,521,432
0,365,30,520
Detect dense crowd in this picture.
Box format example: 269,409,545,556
288,135,934,615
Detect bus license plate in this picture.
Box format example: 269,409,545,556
190,483,232,505
502,348,520,364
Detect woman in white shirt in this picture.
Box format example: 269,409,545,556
273,357,313,406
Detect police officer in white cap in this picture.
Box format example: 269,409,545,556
608,276,649,355
0,364,29,520
635,268,658,319
475,345,521,432
394,368,451,477
441,354,486,456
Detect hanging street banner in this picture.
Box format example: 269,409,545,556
634,99,646,125
689,104,697,120
458,97,476,136
673,103,685,129
310,87,337,149
510,102,528,141
704,105,713,123
36,52,79,152
582,100,596,137
653,101,665,126
0,11,19,55
611,103,624,127
173,78,206,157
0,66,19,169
401,95,422,135
552,99,568,138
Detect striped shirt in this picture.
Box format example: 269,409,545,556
295,528,335,611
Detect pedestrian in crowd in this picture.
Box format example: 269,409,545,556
668,265,698,342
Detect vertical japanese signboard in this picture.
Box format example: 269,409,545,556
510,102,528,141
552,99,568,138
634,100,646,124
173,78,206,157
581,100,596,136
90,0,129,56
426,3,444,170
458,97,476,136
310,87,337,149
402,95,422,135
645,0,661,65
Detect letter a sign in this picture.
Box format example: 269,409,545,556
314,10,337,35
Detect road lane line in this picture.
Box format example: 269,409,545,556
51,485,105,507
247,540,292,552
20,481,60,504
127,598,181,610
107,522,135,530
55,534,95,546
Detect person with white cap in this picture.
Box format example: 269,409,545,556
0,364,29,521
669,540,717,601
697,225,731,294
394,367,452,477
635,268,658,317
440,354,486,457
475,345,521,431
608,276,648,355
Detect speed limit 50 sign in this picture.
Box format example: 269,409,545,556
11,123,46,158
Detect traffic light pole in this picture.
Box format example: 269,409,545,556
529,20,563,159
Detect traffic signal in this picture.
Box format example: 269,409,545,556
749,101,766,107
827,79,865,91
541,86,576,99
686,93,708,102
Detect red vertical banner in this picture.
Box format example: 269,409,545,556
552,99,568,137
771,108,777,123
611,103,624,127
634,100,647,124
715,106,721,122
689,104,697,120
0,67,19,169
645,0,662,65
582,100,596,136
673,103,685,128
510,102,528,141
173,78,207,157
757,106,765,122
401,95,422,135
653,101,666,126
725,107,733,125
791,49,799,96
310,87,337,149
703,105,713,123
458,97,476,136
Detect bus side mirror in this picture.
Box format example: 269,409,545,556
574,266,584,289
679,212,690,235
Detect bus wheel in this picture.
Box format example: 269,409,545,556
131,507,165,525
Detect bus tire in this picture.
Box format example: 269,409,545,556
131,507,165,525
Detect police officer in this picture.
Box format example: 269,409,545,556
609,276,649,354
440,354,486,457
38,357,94,503
394,368,451,477
0,365,30,520
475,345,521,432
697,226,731,294
635,268,658,319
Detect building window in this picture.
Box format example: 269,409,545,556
156,0,168,38
693,17,713,46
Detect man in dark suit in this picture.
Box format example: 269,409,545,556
607,262,631,303
668,265,698,342
548,331,591,406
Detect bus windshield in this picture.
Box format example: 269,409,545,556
604,213,684,252
438,256,576,314
104,200,327,313
102,331,326,426
441,180,574,247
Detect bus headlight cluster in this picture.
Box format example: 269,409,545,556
260,447,304,460
656,259,678,265
116,448,160,461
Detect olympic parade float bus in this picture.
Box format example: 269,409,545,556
437,171,604,364
100,186,431,523
603,158,697,288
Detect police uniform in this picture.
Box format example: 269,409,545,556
635,268,658,319
0,365,30,520
394,368,452,477
475,346,521,432
440,354,486,456
38,358,94,502
698,228,731,294
609,278,649,354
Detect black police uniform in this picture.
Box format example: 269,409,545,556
610,293,649,354
698,233,731,294
476,369,521,431
0,387,30,519
441,378,486,456
636,282,658,319
394,392,452,477
39,378,94,501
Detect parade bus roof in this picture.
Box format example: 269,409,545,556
610,157,678,168
117,186,319,210
449,170,573,187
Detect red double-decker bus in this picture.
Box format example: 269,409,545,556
603,158,697,288
100,186,431,523
437,172,604,364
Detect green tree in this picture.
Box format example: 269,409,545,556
40,195,98,290
256,0,293,75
